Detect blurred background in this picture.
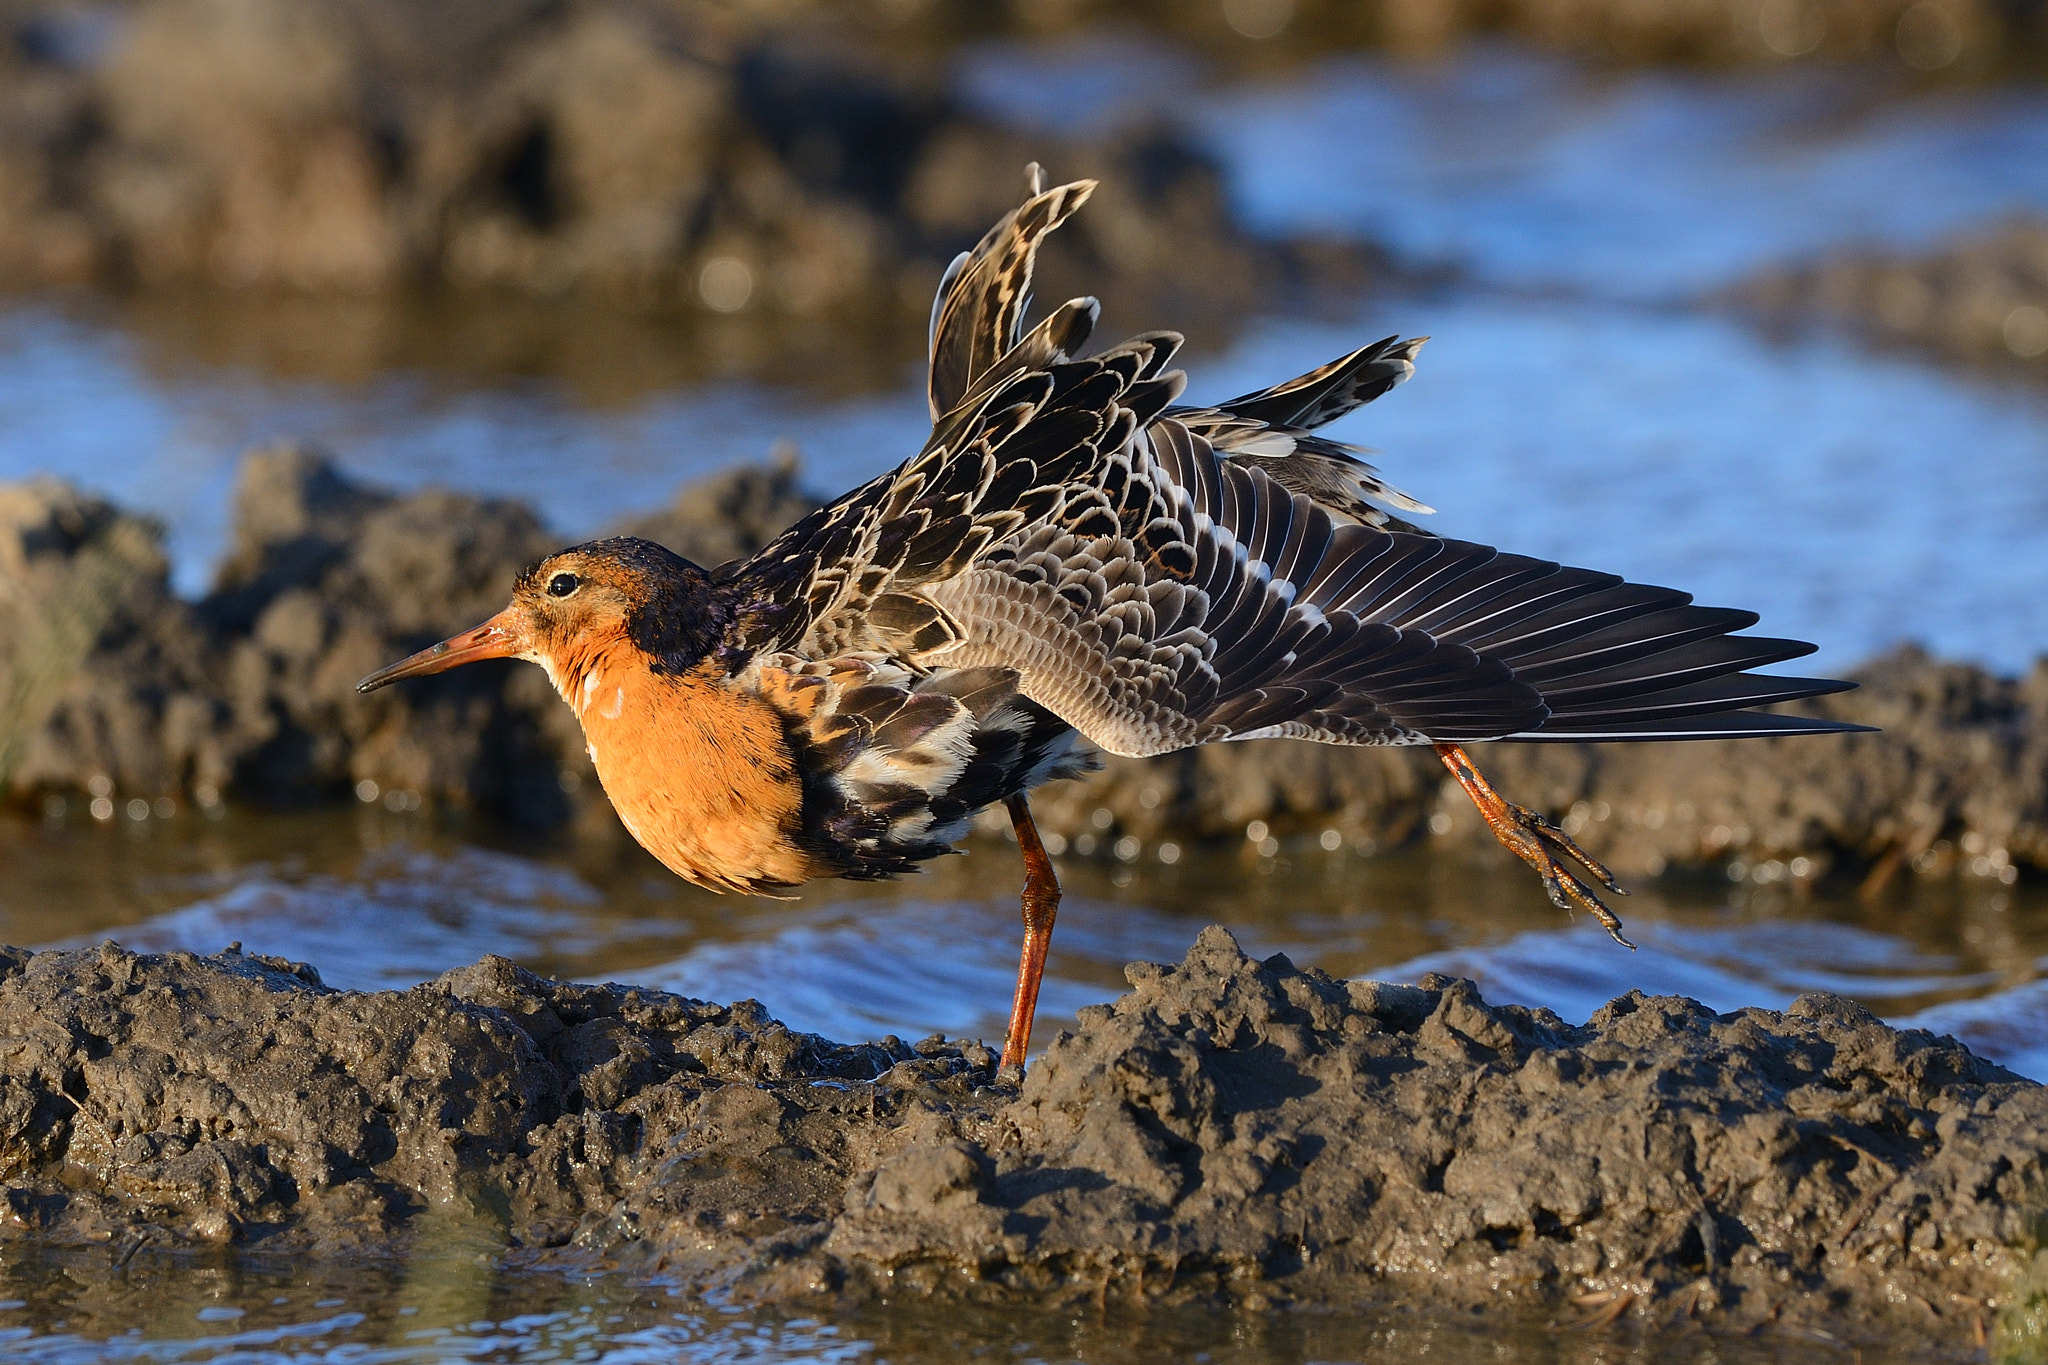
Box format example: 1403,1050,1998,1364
0,0,2047,1088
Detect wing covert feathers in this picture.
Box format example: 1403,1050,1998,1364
1217,334,1427,429
927,175,1096,421
733,178,1857,760
1173,335,1434,527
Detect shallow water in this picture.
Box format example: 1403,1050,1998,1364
1,36,2046,1364
1194,46,2048,296
7,801,2042,1077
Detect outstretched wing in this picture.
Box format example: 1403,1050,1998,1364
735,333,1540,755
733,327,1856,756
729,183,1858,757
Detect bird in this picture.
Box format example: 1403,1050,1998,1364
358,169,1868,1075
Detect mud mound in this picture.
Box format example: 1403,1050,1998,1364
1729,218,2048,382
2,447,579,822
0,930,2036,1351
0,0,1328,347
0,479,219,802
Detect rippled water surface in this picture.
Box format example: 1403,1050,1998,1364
1,38,2045,1365
6,804,2042,1073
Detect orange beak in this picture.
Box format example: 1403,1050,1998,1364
356,610,524,693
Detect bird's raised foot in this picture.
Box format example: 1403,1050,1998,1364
1435,743,1635,950
1492,799,1635,949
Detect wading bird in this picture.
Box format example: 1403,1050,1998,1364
359,172,1864,1074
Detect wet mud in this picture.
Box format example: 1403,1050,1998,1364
2,452,2041,890
0,928,2034,1355
0,0,1361,360
1013,0,2048,70
1730,217,2048,383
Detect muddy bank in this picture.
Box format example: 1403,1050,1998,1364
0,0,1358,361
1729,218,2048,381
0,929,2034,1352
3,0,2039,332
1024,0,2044,72
3,453,2044,887
5,0,2034,369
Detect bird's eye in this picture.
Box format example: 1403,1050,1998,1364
546,572,581,598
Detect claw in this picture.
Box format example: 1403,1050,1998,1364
1435,743,1636,950
1522,808,1627,895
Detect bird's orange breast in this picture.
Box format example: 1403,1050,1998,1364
570,656,817,894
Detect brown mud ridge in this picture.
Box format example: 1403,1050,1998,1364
0,0,1371,385
1,0,2040,325
4,450,2045,887
1035,0,2047,72
0,928,2035,1354
1729,218,2048,384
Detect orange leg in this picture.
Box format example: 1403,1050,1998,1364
1435,743,1635,949
1000,792,1063,1073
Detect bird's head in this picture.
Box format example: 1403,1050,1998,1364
356,537,727,698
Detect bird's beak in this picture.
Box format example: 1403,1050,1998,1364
356,610,524,693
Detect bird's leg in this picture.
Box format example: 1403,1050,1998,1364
1000,792,1063,1074
1435,743,1635,949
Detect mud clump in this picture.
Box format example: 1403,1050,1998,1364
1,447,576,822
1729,218,2048,382
0,480,211,801
0,0,1335,357
0,929,2038,1348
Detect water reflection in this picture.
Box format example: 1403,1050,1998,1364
0,1242,877,1364
0,1237,1949,1364
1385,918,2004,1022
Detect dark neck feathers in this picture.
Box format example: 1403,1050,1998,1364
558,537,734,675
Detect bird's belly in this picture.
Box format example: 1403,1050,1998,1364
579,671,817,895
